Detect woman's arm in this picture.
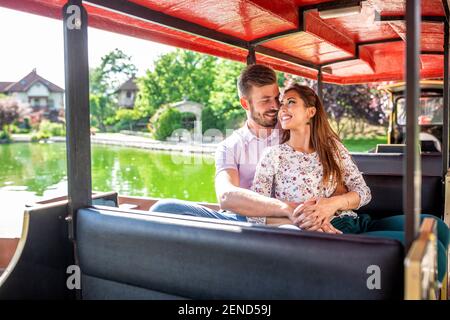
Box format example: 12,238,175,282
336,142,372,209
293,142,371,229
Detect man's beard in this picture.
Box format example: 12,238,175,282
249,103,278,128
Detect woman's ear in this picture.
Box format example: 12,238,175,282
308,106,317,119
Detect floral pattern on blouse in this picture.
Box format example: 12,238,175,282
249,141,372,224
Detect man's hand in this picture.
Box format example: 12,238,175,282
292,198,342,234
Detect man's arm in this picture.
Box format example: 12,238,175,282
215,168,293,222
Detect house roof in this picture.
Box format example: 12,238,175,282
0,82,13,93
2,69,64,94
117,77,138,91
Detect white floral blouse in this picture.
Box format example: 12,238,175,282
250,142,372,224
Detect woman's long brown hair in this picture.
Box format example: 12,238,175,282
281,83,344,187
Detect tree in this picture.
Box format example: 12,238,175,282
0,98,28,129
113,108,143,131
89,49,137,131
89,94,111,132
148,106,182,141
284,74,389,138
137,49,287,133
135,49,217,118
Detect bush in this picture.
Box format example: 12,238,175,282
148,106,182,141
31,131,50,142
39,120,65,137
112,109,142,132
0,127,12,143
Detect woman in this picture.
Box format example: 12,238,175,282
251,83,372,233
251,84,448,280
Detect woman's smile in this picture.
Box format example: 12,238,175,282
279,112,293,126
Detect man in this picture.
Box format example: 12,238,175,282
150,64,338,232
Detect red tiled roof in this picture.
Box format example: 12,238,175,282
3,70,64,93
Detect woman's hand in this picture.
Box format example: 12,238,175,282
293,197,341,230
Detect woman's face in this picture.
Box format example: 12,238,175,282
279,90,315,130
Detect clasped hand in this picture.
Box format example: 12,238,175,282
291,197,342,234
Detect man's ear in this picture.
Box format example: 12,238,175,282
240,97,250,111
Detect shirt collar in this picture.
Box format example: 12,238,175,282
241,121,281,143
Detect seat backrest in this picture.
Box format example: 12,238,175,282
352,153,443,219
420,140,440,153
376,144,405,153
77,207,404,300
0,202,75,300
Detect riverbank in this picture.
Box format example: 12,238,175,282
12,133,218,154
11,133,385,153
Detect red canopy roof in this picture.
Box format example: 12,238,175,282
0,0,446,84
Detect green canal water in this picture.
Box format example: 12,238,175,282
0,142,217,202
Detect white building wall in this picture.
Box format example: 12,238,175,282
27,83,50,97
49,92,64,109
118,90,136,108
11,92,29,104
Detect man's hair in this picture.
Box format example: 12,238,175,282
237,64,277,98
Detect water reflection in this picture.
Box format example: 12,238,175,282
0,142,216,202
0,142,216,236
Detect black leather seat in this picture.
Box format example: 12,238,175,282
77,207,404,300
352,153,443,220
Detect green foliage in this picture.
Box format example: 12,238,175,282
201,106,223,133
90,49,138,96
89,49,137,131
112,108,143,131
135,49,216,118
148,106,182,141
207,60,244,131
31,131,50,142
9,124,29,134
0,126,12,142
284,74,389,139
39,120,66,137
90,94,114,132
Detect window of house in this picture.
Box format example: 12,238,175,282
31,98,39,107
126,91,132,98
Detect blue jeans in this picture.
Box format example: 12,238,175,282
149,198,248,222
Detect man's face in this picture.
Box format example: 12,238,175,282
244,83,280,128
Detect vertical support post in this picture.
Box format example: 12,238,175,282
443,20,450,301
404,0,421,251
247,46,256,65
443,22,449,180
63,0,92,240
317,68,324,102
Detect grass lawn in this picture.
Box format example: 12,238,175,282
342,136,387,153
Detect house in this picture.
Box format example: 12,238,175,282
0,69,64,111
116,77,138,108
